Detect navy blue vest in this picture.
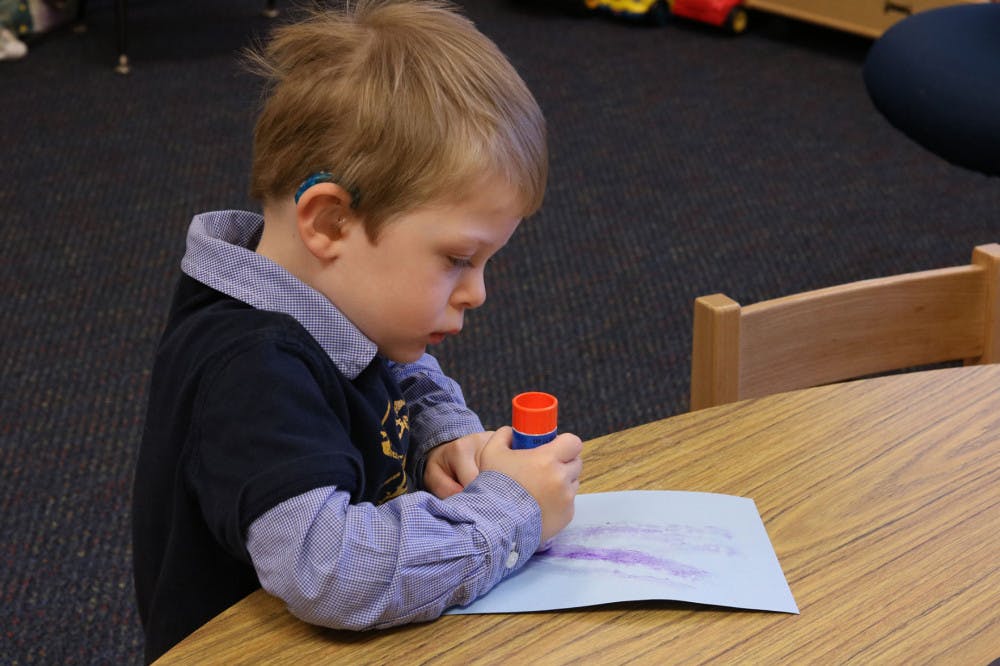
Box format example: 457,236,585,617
133,276,412,662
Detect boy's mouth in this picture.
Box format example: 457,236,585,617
428,330,460,345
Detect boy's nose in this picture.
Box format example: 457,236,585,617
454,268,487,310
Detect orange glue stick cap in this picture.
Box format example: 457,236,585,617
512,392,558,436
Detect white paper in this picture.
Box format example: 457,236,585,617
447,490,798,615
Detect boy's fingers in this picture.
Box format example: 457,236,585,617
567,456,583,483
478,426,513,467
550,434,583,461
424,466,464,499
452,454,480,488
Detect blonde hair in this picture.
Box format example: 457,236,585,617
247,0,547,239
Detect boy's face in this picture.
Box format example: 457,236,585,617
321,178,524,363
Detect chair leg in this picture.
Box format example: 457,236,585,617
114,0,130,74
74,0,88,32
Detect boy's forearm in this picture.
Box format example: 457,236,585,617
246,473,541,631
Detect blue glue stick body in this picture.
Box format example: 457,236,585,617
511,392,558,450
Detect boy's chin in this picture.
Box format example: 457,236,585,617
380,346,427,364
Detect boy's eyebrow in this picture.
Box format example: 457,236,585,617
438,235,510,263
458,230,516,252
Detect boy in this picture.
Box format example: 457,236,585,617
132,1,583,662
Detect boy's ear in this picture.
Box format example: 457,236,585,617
295,182,359,260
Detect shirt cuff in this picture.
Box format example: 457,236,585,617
460,471,542,587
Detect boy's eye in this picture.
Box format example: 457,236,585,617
448,256,474,269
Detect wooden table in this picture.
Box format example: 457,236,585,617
156,366,1000,664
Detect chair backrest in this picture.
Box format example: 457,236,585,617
689,243,1000,410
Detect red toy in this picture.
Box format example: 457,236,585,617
584,0,750,33
670,0,749,34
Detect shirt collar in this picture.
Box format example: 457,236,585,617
180,210,377,379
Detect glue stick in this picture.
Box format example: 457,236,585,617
511,391,558,449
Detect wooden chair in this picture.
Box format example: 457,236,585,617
689,243,1000,410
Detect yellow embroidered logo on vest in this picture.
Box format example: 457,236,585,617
377,399,410,502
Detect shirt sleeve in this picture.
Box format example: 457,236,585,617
245,471,541,630
388,354,485,485
191,333,366,560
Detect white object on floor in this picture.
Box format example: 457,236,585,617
0,27,27,61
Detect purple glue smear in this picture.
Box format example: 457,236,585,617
537,544,707,581
567,522,733,547
532,521,741,583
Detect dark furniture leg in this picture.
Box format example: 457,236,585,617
81,0,281,73
74,0,88,32
114,0,129,74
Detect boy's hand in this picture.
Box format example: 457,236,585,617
424,431,493,498
478,427,583,543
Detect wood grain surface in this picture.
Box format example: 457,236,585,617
156,365,1000,665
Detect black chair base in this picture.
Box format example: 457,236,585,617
863,4,1000,177
75,0,279,73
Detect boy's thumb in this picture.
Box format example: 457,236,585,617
489,426,514,450
478,426,514,468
